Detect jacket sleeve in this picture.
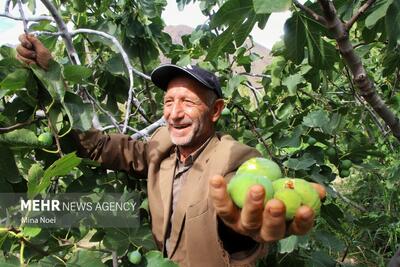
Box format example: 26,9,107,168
71,128,149,178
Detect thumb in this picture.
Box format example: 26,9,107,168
26,34,44,49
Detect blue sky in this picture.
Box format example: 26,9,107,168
0,0,290,48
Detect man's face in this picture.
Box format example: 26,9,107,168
163,77,215,148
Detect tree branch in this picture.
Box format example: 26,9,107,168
233,104,275,160
39,0,81,65
316,0,400,141
4,0,12,13
131,117,165,140
16,0,28,34
70,29,151,129
0,12,53,21
345,0,376,30
293,0,327,25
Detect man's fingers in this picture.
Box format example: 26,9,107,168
18,34,32,49
310,183,326,200
16,45,36,59
260,199,286,242
209,175,239,225
287,205,315,236
240,185,265,231
16,54,35,66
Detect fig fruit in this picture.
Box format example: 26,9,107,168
273,178,321,217
274,189,302,220
38,132,53,147
128,250,142,264
340,159,352,170
228,174,274,208
236,157,282,181
339,170,350,177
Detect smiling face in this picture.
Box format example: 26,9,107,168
163,77,224,157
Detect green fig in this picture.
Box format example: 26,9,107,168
340,159,352,170
236,157,282,181
228,174,274,208
273,178,321,215
128,250,142,264
38,132,53,147
339,170,350,177
274,189,302,220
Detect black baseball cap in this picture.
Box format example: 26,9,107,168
150,64,223,98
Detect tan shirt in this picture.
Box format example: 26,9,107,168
166,137,212,256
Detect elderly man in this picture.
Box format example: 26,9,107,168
17,34,325,267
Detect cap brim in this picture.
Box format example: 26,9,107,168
150,64,211,92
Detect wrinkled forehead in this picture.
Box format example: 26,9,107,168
165,76,209,99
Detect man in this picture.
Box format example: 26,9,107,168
17,34,325,267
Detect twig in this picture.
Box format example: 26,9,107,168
70,29,150,129
16,0,28,34
244,81,260,108
4,0,12,13
39,0,81,65
0,13,53,21
316,0,400,141
0,117,44,133
331,186,367,212
238,72,269,78
112,251,118,267
293,0,327,25
233,104,274,159
345,0,376,30
131,117,165,139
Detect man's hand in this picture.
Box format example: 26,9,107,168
209,175,326,243
16,34,52,70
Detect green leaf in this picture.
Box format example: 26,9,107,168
144,251,178,267
0,69,29,97
386,0,400,50
278,235,298,253
30,60,65,102
314,230,346,252
365,0,393,29
0,129,40,148
272,125,303,148
283,13,306,64
282,73,304,95
269,56,286,87
253,0,292,14
103,228,131,256
22,226,42,238
106,55,125,75
303,110,329,129
28,152,82,198
284,153,316,171
210,0,252,28
63,65,92,84
0,144,20,183
63,92,94,131
66,250,107,267
225,75,246,97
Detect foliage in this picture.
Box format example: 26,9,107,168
0,0,399,266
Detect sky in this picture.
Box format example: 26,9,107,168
0,0,290,48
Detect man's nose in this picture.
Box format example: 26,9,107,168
170,102,184,119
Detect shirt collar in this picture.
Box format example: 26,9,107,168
174,135,214,166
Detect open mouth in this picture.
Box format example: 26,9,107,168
172,124,191,130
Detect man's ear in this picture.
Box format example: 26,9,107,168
211,99,225,122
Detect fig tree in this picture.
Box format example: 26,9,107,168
236,157,282,181
227,174,274,208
